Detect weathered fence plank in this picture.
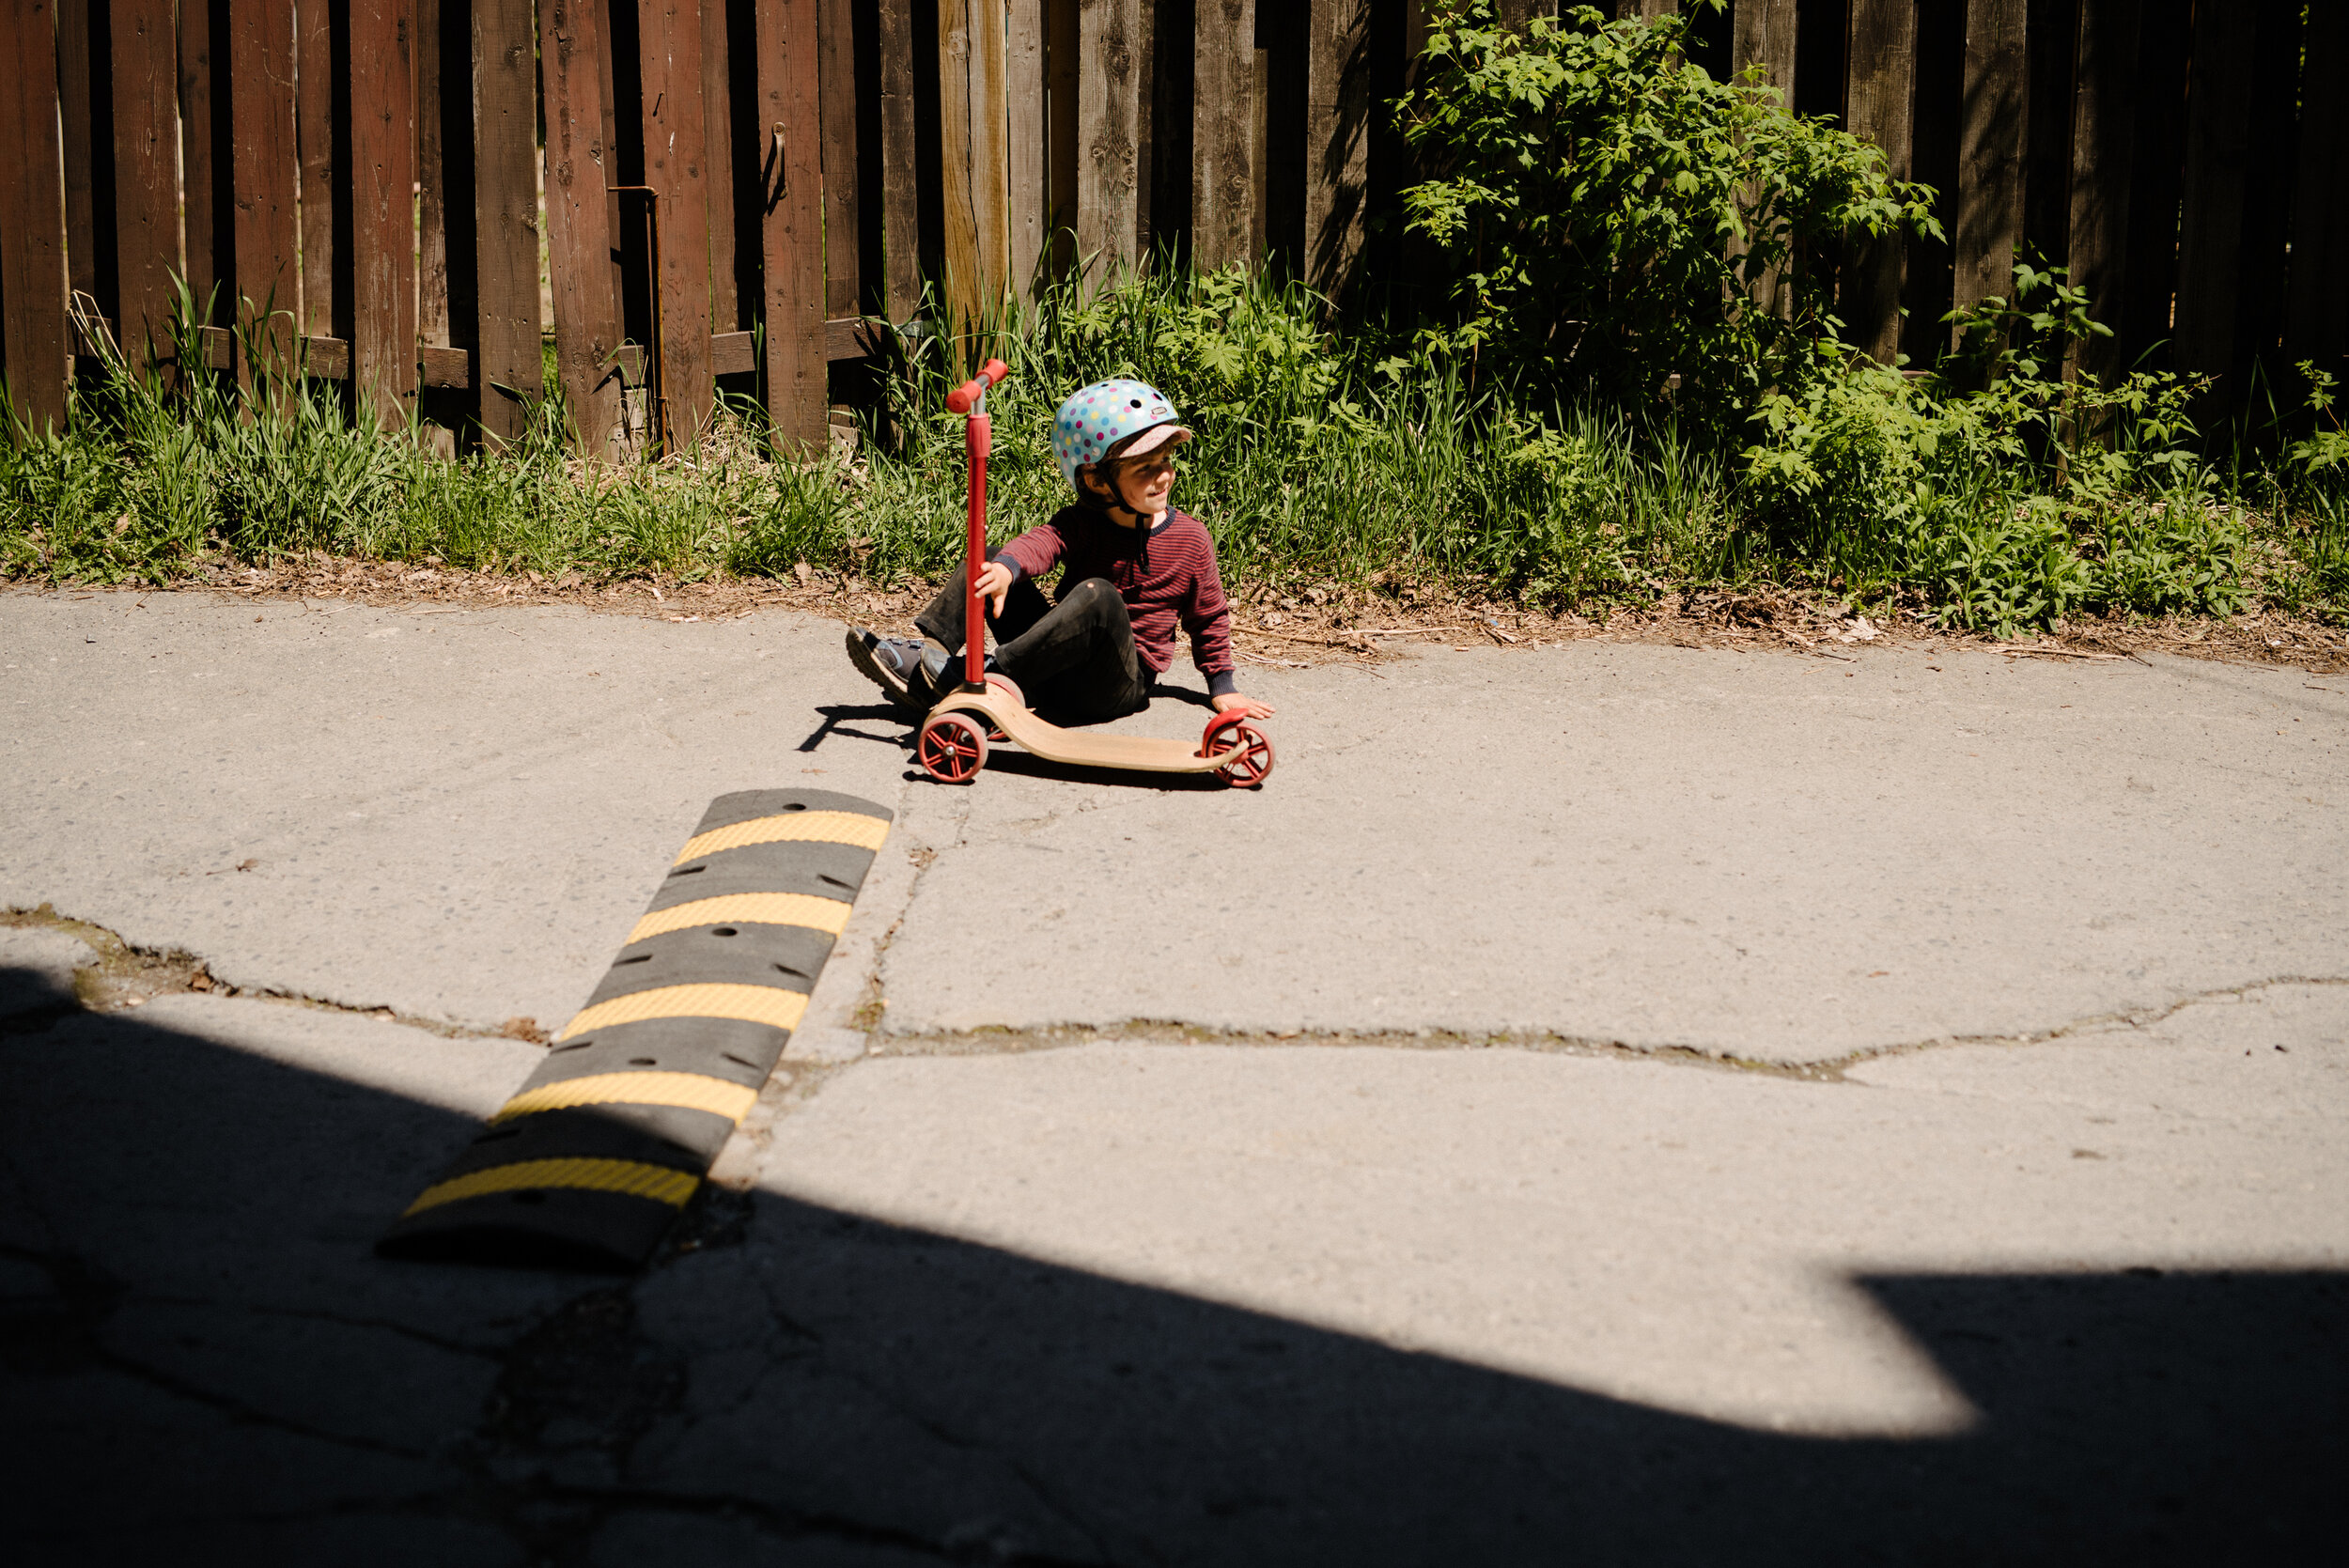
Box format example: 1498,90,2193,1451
938,0,979,322
107,0,179,357
819,0,859,317
1843,0,1917,365
1046,0,1077,278
1192,0,1253,272
1131,0,1157,253
538,0,626,454
179,0,229,321
2170,0,2254,380
296,0,334,337
757,0,825,452
876,0,921,319
1077,0,1140,283
640,0,715,442
971,0,1010,305
472,0,542,442
2064,0,2136,383
1729,0,1797,317
1732,0,1797,98
2,0,70,432
2286,0,2348,380
1306,0,1369,296
592,0,624,348
703,0,741,334
937,0,1010,324
229,0,301,380
417,0,451,347
54,0,99,303
1952,0,2025,321
1008,0,1044,293
348,0,418,427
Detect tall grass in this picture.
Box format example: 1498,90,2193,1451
2,303,853,586
4,262,2343,634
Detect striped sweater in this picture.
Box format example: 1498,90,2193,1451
995,505,1238,696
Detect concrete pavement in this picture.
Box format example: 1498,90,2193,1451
5,587,2344,1562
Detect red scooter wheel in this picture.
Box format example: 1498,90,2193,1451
918,712,988,784
1200,713,1274,787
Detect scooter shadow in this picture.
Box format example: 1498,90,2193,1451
905,749,1237,793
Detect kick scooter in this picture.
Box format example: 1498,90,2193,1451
912,360,1275,788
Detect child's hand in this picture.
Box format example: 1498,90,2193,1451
974,560,1014,618
1211,691,1276,720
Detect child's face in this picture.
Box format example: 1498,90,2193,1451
1112,452,1176,518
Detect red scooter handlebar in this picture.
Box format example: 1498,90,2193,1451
945,359,1011,414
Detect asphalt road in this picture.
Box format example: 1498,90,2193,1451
6,588,2344,1564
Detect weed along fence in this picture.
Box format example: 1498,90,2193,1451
3,2,2345,452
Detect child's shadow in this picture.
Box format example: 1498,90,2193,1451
796,703,905,753
954,751,1231,792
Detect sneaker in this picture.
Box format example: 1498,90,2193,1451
846,629,947,710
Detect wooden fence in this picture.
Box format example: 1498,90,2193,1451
4,1,2344,455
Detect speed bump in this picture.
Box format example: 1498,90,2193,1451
377,788,892,1271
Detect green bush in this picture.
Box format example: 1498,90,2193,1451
1397,0,1938,413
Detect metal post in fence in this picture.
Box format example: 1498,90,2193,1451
608,183,668,454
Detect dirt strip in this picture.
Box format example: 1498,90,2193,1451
13,560,2346,673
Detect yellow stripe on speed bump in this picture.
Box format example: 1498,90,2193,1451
626,892,852,943
491,1071,761,1125
555,982,810,1041
673,811,891,862
400,1157,700,1218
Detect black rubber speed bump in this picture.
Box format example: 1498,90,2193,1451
378,789,893,1271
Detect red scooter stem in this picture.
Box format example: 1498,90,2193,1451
962,411,991,690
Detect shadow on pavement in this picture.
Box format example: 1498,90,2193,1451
3,968,2341,1565
796,703,910,754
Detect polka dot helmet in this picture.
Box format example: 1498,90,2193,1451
1051,379,1186,489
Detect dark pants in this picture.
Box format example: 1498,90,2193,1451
914,567,1149,722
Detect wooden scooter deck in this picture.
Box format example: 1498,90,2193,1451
931,689,1227,774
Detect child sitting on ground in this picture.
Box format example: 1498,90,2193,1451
846,379,1276,723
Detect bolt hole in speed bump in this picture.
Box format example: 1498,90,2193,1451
377,789,892,1272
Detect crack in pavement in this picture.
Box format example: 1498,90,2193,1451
12,904,2342,1084
0,904,552,1043
841,781,972,1043
858,973,2349,1082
